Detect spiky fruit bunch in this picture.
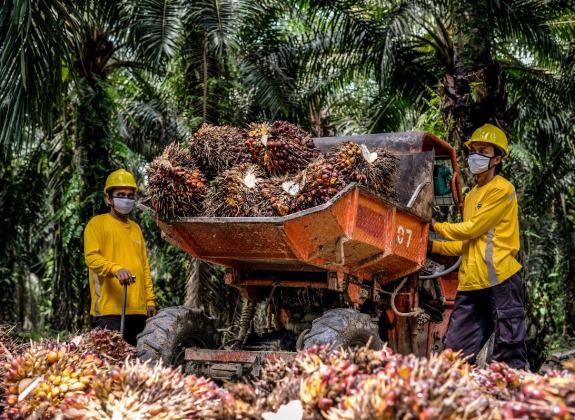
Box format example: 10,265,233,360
0,324,22,405
244,122,269,169
189,123,251,179
205,165,272,217
147,143,208,219
2,342,105,419
60,359,223,419
209,383,259,419
210,347,302,419
147,142,196,176
75,329,137,364
328,142,398,199
292,157,346,211
475,361,575,419
258,173,305,216
277,345,492,420
245,121,319,176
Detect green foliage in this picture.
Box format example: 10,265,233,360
414,92,449,139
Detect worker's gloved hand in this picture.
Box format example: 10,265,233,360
434,166,453,195
115,268,135,285
147,306,157,318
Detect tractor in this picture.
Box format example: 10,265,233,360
136,131,464,380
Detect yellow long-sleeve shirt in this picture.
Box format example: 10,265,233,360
84,214,155,316
432,175,521,291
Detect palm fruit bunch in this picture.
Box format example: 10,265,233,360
203,350,300,418
328,141,398,199
254,356,302,416
59,359,223,419
471,360,534,402
2,341,105,419
75,328,137,364
255,344,493,420
189,123,251,179
474,360,575,419
205,164,272,217
244,121,319,176
146,142,209,219
0,324,21,406
258,172,306,216
208,383,260,419
292,156,347,211
502,375,575,419
320,348,492,420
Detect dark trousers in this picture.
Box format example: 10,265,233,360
94,315,147,347
444,272,527,369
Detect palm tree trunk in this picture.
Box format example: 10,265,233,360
442,0,509,186
448,0,509,147
184,259,201,308
203,37,209,123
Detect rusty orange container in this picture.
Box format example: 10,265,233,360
146,182,429,285
142,131,460,290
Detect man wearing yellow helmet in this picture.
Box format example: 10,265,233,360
84,169,157,346
430,124,527,369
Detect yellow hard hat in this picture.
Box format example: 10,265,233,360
464,124,509,158
104,169,138,194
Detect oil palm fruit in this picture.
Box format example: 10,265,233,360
245,121,319,176
2,341,106,419
205,165,271,217
292,156,346,211
189,123,251,179
259,172,306,216
75,328,137,364
59,359,222,419
147,143,208,219
330,142,398,199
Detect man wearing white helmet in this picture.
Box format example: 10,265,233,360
429,124,527,369
84,169,157,346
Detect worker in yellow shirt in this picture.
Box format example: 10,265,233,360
84,169,157,346
430,124,527,369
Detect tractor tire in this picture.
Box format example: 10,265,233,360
136,306,221,367
302,308,382,350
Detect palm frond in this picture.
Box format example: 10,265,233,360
489,0,575,66
122,0,184,68
0,0,77,150
186,0,263,56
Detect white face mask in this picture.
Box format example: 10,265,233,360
112,197,135,215
467,153,493,175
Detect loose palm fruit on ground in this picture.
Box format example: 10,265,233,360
2,342,106,419
59,359,223,419
74,328,137,364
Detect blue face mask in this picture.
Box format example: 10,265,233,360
467,153,493,175
112,197,135,215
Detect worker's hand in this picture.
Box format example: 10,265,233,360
115,268,136,285
147,306,157,318
431,218,437,231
